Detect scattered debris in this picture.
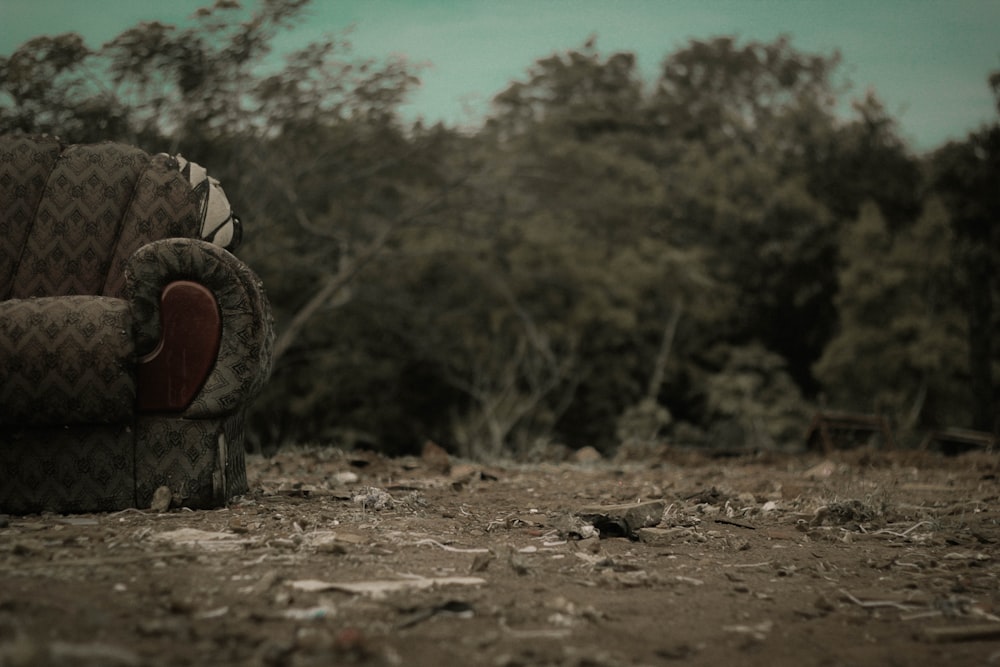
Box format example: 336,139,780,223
303,531,352,554
59,516,99,526
352,486,395,511
410,538,488,553
227,516,250,534
491,544,533,575
636,527,687,545
715,517,755,530
3,446,999,667
194,606,229,619
812,499,883,526
280,605,337,621
722,620,773,642
396,600,475,629
576,500,666,539
151,528,252,551
0,640,142,666
839,589,923,612
288,575,487,598
685,487,729,504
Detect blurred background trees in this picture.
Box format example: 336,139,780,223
2,0,996,457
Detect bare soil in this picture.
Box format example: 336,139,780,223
1,446,999,667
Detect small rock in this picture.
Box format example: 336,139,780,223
491,544,531,575
578,536,602,554
150,486,172,512
722,619,773,642
314,537,348,555
332,626,369,659
228,517,249,534
636,527,684,546
332,471,359,485
570,446,603,464
470,551,494,573
803,460,836,480
577,500,666,538
421,440,451,474
780,483,806,500
657,642,698,660
352,487,395,511
814,594,836,612
12,540,43,557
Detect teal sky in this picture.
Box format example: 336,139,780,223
2,0,998,152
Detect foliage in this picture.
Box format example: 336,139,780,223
702,343,810,451
2,5,997,456
814,200,970,433
928,116,1000,432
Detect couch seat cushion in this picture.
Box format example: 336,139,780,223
0,296,135,425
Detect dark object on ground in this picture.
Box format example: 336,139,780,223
576,500,666,539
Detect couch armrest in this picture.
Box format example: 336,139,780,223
136,281,221,413
126,238,274,418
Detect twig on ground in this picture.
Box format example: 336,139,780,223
921,624,1000,643
0,552,188,571
872,520,933,538
839,589,922,612
409,538,488,553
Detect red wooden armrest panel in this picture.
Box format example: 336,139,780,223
136,281,221,413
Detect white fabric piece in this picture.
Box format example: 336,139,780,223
172,155,242,251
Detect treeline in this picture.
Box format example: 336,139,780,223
2,1,997,457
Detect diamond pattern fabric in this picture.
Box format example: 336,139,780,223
0,135,273,514
0,296,135,425
10,142,150,297
0,134,62,299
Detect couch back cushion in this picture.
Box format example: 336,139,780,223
0,135,62,296
0,135,202,300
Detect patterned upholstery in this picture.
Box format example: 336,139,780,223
0,296,134,425
0,134,63,298
0,135,274,514
126,239,274,416
0,425,135,514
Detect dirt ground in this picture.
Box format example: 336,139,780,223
1,444,999,667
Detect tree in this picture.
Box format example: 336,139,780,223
1,1,459,452
0,34,129,140
8,11,976,455
930,107,1000,433
477,42,727,453
703,342,809,451
814,199,970,433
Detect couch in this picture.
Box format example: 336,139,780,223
0,134,274,513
